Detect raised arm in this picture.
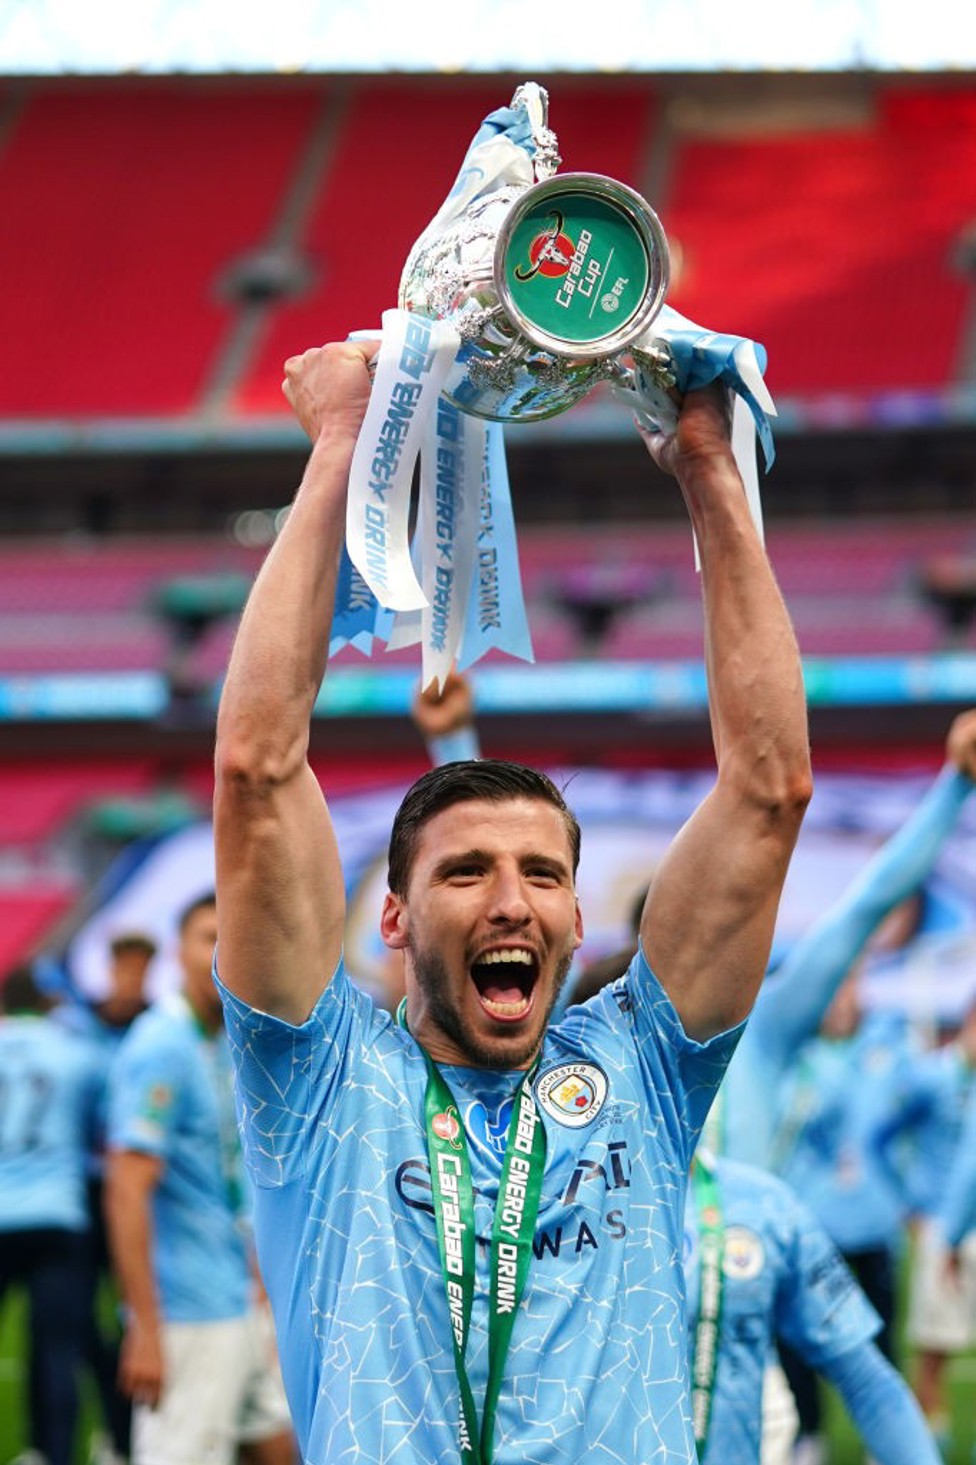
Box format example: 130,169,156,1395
638,389,812,1040
411,668,481,766
214,343,375,1023
753,711,976,1065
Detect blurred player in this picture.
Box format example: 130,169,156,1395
868,995,976,1452
685,1151,940,1465
105,894,295,1465
55,930,157,1465
0,964,102,1465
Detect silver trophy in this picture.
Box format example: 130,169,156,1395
398,82,679,425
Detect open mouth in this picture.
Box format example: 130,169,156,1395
470,947,538,1023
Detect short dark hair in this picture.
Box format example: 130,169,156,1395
0,964,50,1015
177,891,217,934
110,931,158,960
387,759,581,897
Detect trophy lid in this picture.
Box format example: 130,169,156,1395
494,173,670,358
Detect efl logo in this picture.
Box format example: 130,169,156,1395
514,211,575,280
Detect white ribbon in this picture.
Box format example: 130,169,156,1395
346,308,460,613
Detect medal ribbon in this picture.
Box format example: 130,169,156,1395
397,1003,546,1463
691,1155,725,1457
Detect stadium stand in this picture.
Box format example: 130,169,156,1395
0,517,973,680
0,74,973,421
0,79,325,415
665,84,976,398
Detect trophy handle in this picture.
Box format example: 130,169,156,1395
510,82,562,182
609,344,681,436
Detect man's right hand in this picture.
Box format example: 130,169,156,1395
282,340,378,446
634,382,735,484
119,1316,165,1410
947,708,976,782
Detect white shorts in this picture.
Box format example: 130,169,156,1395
905,1219,976,1352
761,1360,800,1465
133,1306,293,1465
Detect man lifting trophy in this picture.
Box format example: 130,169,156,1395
337,82,777,687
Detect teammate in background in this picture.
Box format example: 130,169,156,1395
869,995,976,1455
682,712,976,1464
104,895,295,1465
54,930,157,1465
564,713,976,1464
0,964,102,1465
685,1152,940,1465
211,341,812,1464
923,1056,976,1465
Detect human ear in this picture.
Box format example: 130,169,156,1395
380,892,409,951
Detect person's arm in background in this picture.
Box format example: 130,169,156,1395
213,343,376,1025
939,1077,976,1257
865,1047,946,1219
412,668,481,766
819,1342,941,1465
751,710,976,1068
104,1148,166,1408
636,388,812,1040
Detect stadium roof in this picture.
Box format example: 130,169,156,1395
1,0,974,76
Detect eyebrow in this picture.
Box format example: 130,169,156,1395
431,848,572,881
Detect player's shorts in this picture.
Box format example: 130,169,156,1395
905,1218,976,1352
132,1305,292,1465
760,1360,800,1465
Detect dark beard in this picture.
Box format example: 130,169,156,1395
407,939,573,1071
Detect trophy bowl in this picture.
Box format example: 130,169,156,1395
399,171,671,424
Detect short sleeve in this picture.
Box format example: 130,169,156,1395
214,954,394,1188
108,1029,185,1161
624,944,745,1158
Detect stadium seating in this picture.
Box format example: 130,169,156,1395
0,80,324,415
1,517,972,681
0,76,973,420
664,85,976,398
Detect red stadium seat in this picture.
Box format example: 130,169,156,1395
665,84,976,397
0,81,324,415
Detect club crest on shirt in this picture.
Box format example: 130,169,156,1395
535,1062,608,1128
722,1226,765,1280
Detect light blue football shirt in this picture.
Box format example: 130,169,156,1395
774,1016,912,1252
217,945,741,1465
107,994,251,1322
684,1157,879,1465
53,998,137,1175
0,1014,101,1233
872,1042,974,1219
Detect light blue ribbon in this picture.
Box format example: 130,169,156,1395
639,304,777,469
329,545,393,657
458,423,534,670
